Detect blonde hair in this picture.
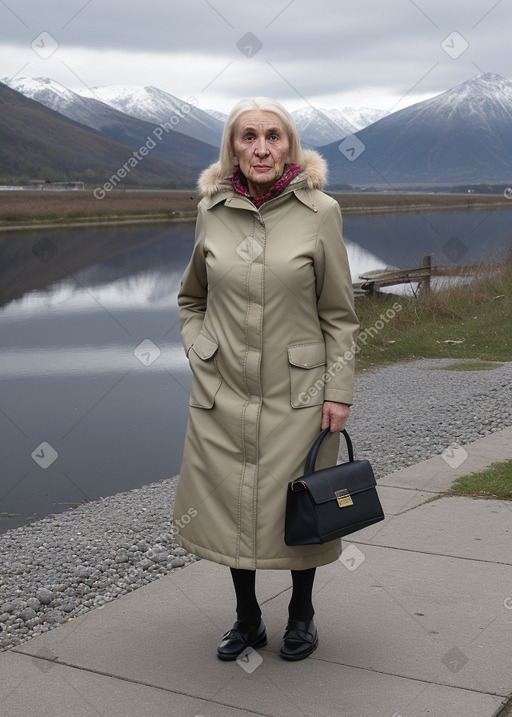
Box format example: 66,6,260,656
218,97,304,177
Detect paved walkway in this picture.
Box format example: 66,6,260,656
1,428,512,717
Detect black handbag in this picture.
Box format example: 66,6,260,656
284,428,384,545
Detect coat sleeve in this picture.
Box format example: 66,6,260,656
313,198,359,406
177,202,208,356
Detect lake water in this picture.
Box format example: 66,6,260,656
1,207,511,531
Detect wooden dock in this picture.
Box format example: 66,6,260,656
353,254,483,296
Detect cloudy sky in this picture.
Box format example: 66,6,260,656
1,0,510,114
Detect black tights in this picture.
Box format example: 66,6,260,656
230,567,316,625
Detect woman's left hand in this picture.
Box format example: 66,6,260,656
321,401,351,432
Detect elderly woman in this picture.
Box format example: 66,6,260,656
173,97,359,661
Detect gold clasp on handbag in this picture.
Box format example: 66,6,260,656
335,489,353,508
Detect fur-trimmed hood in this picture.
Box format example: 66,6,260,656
197,148,328,197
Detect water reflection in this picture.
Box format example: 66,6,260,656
343,206,512,269
0,222,194,532
0,208,510,531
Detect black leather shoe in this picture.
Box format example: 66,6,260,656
279,619,318,661
217,619,267,661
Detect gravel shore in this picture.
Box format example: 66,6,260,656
1,358,511,651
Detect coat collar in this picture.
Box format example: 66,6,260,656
198,149,328,212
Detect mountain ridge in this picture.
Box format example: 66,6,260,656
0,82,200,185
320,73,512,187
4,77,385,149
2,73,511,189
76,83,225,147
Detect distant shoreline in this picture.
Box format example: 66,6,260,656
0,189,510,232
0,215,196,233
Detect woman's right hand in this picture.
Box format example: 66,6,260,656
321,401,350,432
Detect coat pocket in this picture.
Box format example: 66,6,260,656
287,342,326,408
188,332,222,409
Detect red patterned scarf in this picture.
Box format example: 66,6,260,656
232,163,301,209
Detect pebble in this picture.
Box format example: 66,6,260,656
61,603,77,613
115,550,130,563
348,359,512,477
20,608,37,622
36,589,54,605
0,358,510,653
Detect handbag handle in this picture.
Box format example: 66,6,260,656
304,428,354,474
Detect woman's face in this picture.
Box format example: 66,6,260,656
231,110,291,197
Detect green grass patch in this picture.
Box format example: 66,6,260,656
354,252,512,373
427,361,503,371
445,460,512,500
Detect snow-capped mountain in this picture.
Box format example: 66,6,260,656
4,76,384,151
0,81,199,185
291,107,356,147
78,85,224,147
336,106,388,131
3,77,130,132
205,109,228,125
5,72,511,188
320,73,512,187
2,76,218,174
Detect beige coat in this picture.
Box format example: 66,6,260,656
173,150,359,570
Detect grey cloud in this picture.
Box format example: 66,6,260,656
0,0,509,109
1,0,508,55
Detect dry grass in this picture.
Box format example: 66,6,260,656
0,190,199,225
355,250,512,372
330,191,512,214
1,189,511,227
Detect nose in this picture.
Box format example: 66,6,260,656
254,137,269,156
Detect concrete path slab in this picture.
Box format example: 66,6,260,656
314,544,511,695
379,426,512,494
2,426,512,717
375,484,434,515
12,560,292,707
0,649,257,717
11,542,512,714
1,640,505,717
356,496,512,563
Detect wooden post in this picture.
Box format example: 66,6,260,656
419,253,432,294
